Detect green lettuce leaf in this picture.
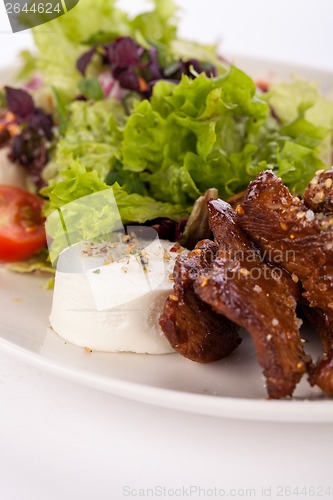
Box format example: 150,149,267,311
266,78,333,126
16,50,39,82
4,248,54,275
266,78,333,167
130,0,178,49
111,182,190,224
43,160,190,262
0,88,5,108
78,78,104,101
44,98,126,185
121,67,270,202
120,68,332,200
44,160,189,221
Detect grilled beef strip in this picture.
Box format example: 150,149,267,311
300,302,333,392
159,239,242,363
236,170,333,394
302,168,333,393
303,168,333,213
193,199,308,399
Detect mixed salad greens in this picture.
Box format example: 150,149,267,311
1,0,333,267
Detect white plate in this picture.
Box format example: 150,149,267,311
1,58,333,423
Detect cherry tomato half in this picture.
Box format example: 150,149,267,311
0,185,46,262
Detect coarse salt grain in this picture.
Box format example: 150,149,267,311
272,319,279,326
295,318,303,329
312,191,325,203
305,209,315,221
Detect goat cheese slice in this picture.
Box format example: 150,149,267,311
49,238,185,354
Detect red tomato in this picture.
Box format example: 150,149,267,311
0,185,46,262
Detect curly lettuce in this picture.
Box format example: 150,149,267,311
45,98,125,182
45,67,333,228
42,159,190,261
121,67,332,200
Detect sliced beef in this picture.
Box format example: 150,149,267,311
309,355,333,393
303,169,333,393
301,302,333,393
236,170,333,394
303,168,333,213
193,199,308,399
159,239,242,363
302,302,333,354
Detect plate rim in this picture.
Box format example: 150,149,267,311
1,333,333,423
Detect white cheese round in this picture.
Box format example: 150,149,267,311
49,238,185,354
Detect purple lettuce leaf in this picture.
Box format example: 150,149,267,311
10,126,48,189
5,86,35,119
28,109,54,140
76,47,97,76
3,87,54,189
106,37,144,69
75,36,218,99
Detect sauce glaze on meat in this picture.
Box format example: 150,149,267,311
160,169,333,398
159,239,242,363
236,170,333,394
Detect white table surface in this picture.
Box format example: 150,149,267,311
1,2,333,499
